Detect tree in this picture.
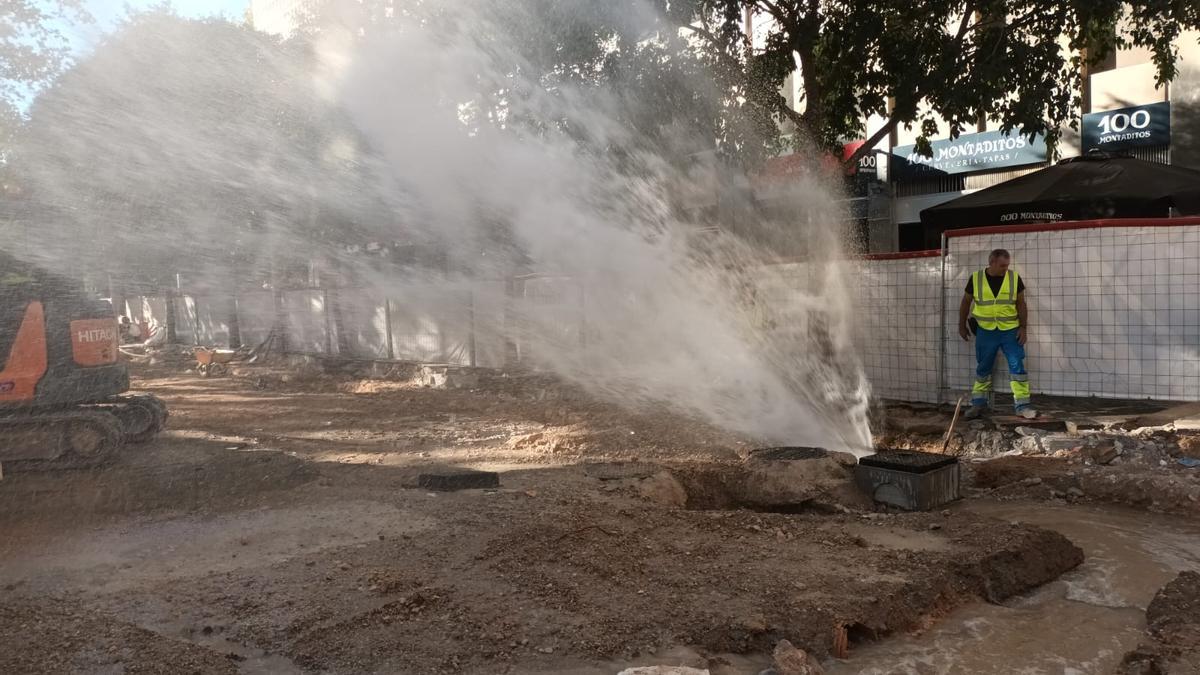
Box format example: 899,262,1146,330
5,11,400,349
0,0,89,152
656,1,1200,166
296,0,733,166
299,1,1200,170
9,11,396,288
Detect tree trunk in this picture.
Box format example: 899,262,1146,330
326,284,350,356
467,286,477,367
108,274,126,319
324,257,350,356
273,288,287,353
227,293,242,349
223,260,242,349
164,288,178,344
503,277,520,367
269,257,288,353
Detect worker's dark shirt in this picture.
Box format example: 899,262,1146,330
965,272,1026,298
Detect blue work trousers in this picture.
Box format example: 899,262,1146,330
972,327,1030,407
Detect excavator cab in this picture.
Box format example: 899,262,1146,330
1,252,167,471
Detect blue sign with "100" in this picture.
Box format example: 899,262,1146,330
1082,101,1171,152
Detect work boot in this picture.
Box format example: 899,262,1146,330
963,404,988,420
1015,405,1038,420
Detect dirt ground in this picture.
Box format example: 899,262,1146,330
877,400,1200,517
0,365,1095,674
1118,571,1200,674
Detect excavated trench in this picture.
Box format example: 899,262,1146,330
666,446,874,514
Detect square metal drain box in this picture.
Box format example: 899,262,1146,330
855,450,960,511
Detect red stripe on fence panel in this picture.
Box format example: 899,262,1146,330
945,216,1200,239
860,250,942,260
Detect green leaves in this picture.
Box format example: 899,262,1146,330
287,0,1198,170
9,12,397,288
0,0,90,152
601,1,1200,165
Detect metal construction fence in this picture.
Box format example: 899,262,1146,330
850,251,944,402
943,218,1200,403
124,217,1200,404
125,282,509,368
865,217,1200,403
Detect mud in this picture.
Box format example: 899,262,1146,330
833,501,1200,674
1118,571,1200,674
0,369,1087,673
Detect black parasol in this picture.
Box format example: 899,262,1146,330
920,152,1200,228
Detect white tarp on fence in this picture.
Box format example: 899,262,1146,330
386,282,474,365
282,289,329,354
124,219,1200,404
852,255,943,402
335,289,390,360
945,223,1200,402
237,291,276,349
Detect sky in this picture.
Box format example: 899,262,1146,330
7,1,250,112
67,0,251,54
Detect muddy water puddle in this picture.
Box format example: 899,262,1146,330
828,500,1200,675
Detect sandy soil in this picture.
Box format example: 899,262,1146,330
0,367,1084,674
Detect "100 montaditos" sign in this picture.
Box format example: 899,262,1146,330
1082,101,1170,152
892,129,1048,180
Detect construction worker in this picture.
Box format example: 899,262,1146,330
958,248,1035,419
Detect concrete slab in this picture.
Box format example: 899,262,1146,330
986,395,1175,432
990,416,1067,432
1132,402,1200,430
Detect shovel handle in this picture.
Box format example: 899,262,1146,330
942,395,965,455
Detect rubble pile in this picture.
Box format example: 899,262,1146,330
120,343,195,367
879,403,1200,514
955,421,1200,469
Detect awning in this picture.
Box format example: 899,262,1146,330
920,152,1200,228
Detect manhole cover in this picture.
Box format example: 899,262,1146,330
750,447,828,461
859,450,957,474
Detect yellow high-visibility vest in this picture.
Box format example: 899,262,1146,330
971,269,1020,331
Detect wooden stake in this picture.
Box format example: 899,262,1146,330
832,624,849,658
942,395,965,455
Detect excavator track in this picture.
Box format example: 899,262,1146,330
0,408,125,470
0,253,171,475
93,394,169,444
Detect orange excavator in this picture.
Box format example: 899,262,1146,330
1,251,167,471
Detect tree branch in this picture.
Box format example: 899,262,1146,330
681,22,736,61
753,0,793,30
772,90,807,129
683,20,810,144
841,113,902,168
954,5,975,40
840,7,976,169
684,19,719,46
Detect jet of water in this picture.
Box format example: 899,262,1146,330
317,2,874,454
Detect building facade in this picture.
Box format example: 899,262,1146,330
886,28,1200,251
755,9,1200,253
